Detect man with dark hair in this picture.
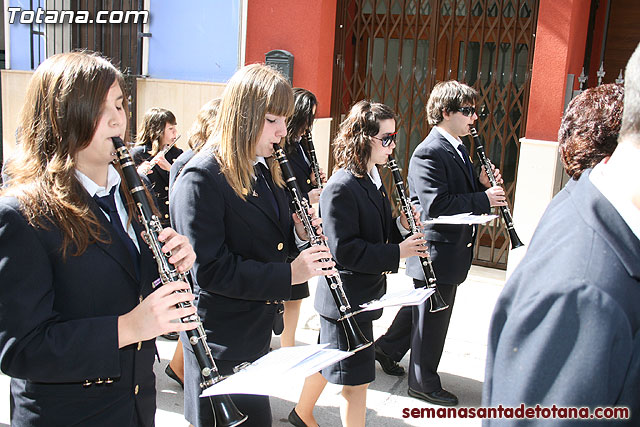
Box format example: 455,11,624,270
483,43,640,426
375,80,506,406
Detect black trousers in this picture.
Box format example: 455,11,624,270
375,279,457,393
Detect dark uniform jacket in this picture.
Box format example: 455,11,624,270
314,168,402,323
0,194,158,427
170,150,297,361
482,170,640,426
406,127,490,285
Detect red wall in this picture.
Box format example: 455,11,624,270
245,0,337,118
525,0,590,141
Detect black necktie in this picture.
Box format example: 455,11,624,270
255,163,280,219
458,144,476,190
94,187,140,278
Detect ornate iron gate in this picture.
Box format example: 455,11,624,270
331,0,539,268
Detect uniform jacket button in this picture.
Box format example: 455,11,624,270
134,384,139,395
277,242,284,251
467,242,473,247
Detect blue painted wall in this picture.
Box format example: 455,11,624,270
8,0,45,70
6,0,241,82
148,0,240,82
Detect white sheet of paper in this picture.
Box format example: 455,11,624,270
357,287,434,312
425,213,498,225
200,344,353,397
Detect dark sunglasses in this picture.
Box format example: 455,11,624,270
371,132,397,147
457,106,476,117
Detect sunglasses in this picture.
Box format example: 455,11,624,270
371,132,397,147
457,106,476,117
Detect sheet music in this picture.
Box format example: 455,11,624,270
425,212,498,225
201,344,352,397
357,287,434,312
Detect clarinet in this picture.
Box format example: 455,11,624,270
301,131,323,189
468,128,524,249
386,155,449,313
112,137,247,427
272,143,371,352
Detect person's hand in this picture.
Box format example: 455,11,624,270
290,245,336,284
292,207,323,241
310,168,326,187
479,162,503,187
155,153,172,171
137,161,153,176
308,188,322,205
485,186,507,207
398,232,428,259
117,280,197,348
157,228,196,273
400,204,422,230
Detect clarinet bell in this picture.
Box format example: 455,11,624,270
342,317,373,352
508,228,525,249
428,288,449,313
212,395,248,427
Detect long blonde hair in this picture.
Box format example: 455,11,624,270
207,64,293,199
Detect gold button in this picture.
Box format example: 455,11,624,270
277,242,284,251
165,186,169,191
165,200,169,205
467,243,473,247
137,342,142,351
164,214,169,218
306,179,311,184
134,384,139,395
139,295,143,303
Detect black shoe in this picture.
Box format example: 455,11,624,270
164,364,184,388
408,387,458,406
161,332,179,340
288,408,316,427
374,344,405,376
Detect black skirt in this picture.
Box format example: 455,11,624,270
319,315,375,386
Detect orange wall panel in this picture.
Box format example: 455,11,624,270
525,0,590,141
246,0,337,118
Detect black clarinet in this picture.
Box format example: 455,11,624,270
387,155,449,313
272,143,371,352
301,131,323,189
112,137,247,427
468,128,524,249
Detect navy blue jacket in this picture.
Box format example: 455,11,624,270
170,150,297,361
314,168,402,322
483,170,640,426
0,194,158,427
406,127,490,285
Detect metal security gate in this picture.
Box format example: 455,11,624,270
330,0,539,268
29,0,146,130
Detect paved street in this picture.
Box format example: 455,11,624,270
0,265,505,426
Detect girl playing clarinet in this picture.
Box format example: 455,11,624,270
0,51,196,426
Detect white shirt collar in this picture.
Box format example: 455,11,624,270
75,164,121,197
589,160,640,241
435,126,466,160
368,164,382,189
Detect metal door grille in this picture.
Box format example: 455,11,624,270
331,0,539,268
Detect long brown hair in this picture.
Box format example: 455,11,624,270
207,64,294,199
186,98,221,152
333,100,396,178
2,51,132,258
136,107,177,156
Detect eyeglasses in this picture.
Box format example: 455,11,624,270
371,132,397,147
457,106,476,117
